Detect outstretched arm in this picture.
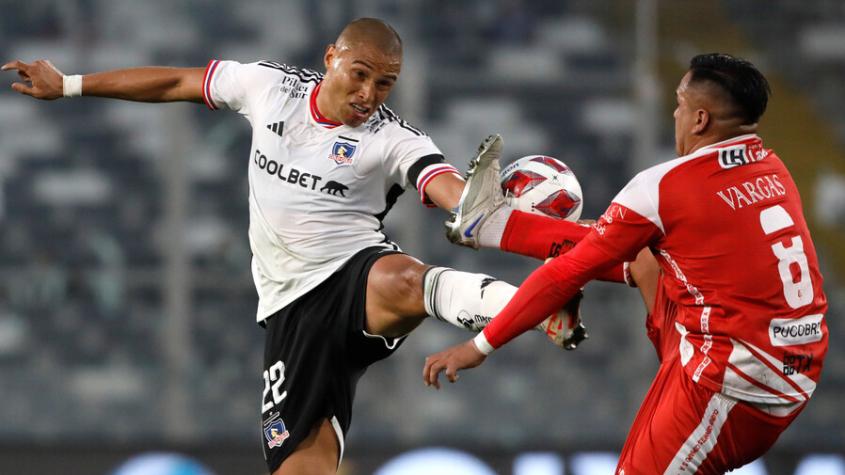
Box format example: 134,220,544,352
424,202,662,387
2,59,204,103
423,239,620,388
423,173,465,210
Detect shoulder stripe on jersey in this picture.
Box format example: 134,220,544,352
380,105,397,120
265,62,323,82
257,61,324,84
258,60,322,79
376,104,426,136
399,122,424,136
408,154,445,188
202,59,221,110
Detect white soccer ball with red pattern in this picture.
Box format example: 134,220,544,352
500,155,583,221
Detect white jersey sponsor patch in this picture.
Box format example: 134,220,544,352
769,314,824,347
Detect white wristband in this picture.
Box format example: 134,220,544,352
63,74,83,97
472,332,495,356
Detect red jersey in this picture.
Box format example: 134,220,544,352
480,134,828,405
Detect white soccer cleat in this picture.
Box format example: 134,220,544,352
446,134,507,249
536,290,589,350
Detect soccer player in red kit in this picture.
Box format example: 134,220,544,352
425,53,829,474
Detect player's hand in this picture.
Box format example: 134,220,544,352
423,339,487,389
2,59,65,100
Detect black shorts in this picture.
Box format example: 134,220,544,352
260,246,405,473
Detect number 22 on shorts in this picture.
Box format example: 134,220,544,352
262,360,288,412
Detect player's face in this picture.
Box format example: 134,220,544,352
673,72,696,156
321,43,401,127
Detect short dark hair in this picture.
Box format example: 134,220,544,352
688,53,771,124
343,17,403,52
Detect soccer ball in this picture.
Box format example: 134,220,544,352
500,155,583,221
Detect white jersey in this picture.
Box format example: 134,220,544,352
202,59,456,322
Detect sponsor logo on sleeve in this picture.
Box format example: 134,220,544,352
595,204,627,236
769,314,824,347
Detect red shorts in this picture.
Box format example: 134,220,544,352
617,275,803,475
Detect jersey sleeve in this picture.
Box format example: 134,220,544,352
202,59,279,122
381,124,459,206
499,210,627,283
478,233,622,350
591,169,666,262
590,203,663,263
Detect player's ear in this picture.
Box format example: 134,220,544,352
692,108,710,135
323,44,336,71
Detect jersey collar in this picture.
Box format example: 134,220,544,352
309,82,343,129
696,134,761,154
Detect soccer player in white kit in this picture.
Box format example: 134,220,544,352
425,54,829,474
3,18,588,475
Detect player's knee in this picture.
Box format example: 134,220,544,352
369,255,427,315
390,265,426,310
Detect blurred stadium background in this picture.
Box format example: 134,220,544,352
0,0,843,474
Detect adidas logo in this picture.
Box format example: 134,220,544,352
266,121,284,137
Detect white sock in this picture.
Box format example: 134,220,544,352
423,266,545,333
477,206,513,248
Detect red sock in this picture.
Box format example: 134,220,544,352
500,210,625,283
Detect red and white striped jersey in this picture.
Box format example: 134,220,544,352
601,133,827,405
481,134,828,406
